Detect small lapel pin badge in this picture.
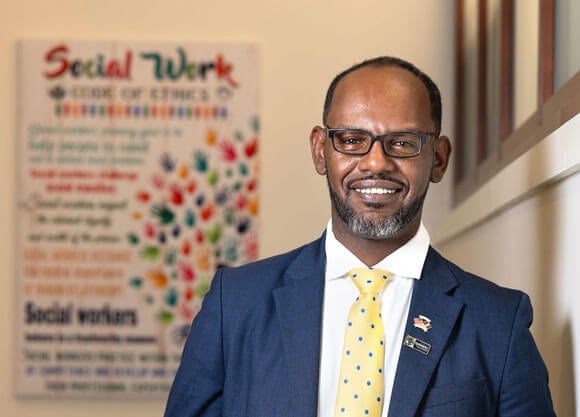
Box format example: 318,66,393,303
404,335,431,355
413,315,432,332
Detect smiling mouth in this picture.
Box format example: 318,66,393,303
354,187,398,195
347,176,406,201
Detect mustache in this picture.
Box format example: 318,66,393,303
346,174,407,189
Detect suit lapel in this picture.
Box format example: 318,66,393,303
273,236,326,417
387,248,464,417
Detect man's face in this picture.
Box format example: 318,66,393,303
310,66,450,244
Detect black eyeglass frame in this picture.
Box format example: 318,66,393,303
325,126,436,158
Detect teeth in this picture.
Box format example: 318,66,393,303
355,188,396,195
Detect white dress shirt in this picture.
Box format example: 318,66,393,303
317,220,430,417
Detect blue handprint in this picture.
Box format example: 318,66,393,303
158,231,167,244
215,186,230,206
159,152,176,172
193,151,208,173
184,209,196,227
237,217,251,234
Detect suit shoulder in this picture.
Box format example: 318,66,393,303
217,236,324,285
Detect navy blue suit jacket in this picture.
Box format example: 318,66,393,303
164,236,555,417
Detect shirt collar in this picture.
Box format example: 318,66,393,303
324,219,430,281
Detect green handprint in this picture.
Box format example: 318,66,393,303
139,245,161,261
224,207,235,225
127,232,140,245
151,203,175,225
238,162,248,177
207,170,219,187
196,279,211,298
251,115,260,133
207,223,222,244
224,238,239,263
155,310,174,324
165,247,177,266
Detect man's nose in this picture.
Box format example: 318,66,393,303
358,140,396,173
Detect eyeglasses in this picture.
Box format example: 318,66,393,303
325,127,435,158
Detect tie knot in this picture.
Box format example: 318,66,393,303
347,267,392,295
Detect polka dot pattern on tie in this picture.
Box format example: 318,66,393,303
334,267,392,417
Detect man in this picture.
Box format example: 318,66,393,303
164,57,556,417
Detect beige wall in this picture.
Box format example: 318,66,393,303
434,116,580,417
0,1,455,416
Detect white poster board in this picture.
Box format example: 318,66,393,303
16,40,259,398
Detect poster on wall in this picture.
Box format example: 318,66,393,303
16,40,259,398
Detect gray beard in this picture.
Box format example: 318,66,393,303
326,175,427,239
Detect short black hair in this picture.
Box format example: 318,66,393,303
322,56,442,136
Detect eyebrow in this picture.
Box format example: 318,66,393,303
326,125,434,135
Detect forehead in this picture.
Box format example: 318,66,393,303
327,66,432,129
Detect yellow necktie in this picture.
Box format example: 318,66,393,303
335,267,392,417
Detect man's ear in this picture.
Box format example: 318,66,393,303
430,135,452,183
310,126,327,175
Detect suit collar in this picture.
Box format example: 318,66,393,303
273,235,326,417
387,247,464,417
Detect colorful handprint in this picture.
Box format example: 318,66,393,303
128,116,260,334
151,203,175,225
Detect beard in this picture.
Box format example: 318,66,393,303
326,175,427,239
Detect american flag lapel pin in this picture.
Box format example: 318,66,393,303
413,315,432,332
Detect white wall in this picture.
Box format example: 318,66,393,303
0,1,455,416
434,117,580,417
433,2,580,415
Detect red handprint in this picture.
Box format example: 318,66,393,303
169,183,184,206
247,178,257,192
244,233,259,260
183,287,195,301
178,262,195,282
201,204,215,221
220,141,237,162
144,223,155,239
136,191,151,203
235,194,247,210
244,137,258,158
178,303,195,321
195,229,205,243
151,173,164,189
186,179,197,194
181,239,191,255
